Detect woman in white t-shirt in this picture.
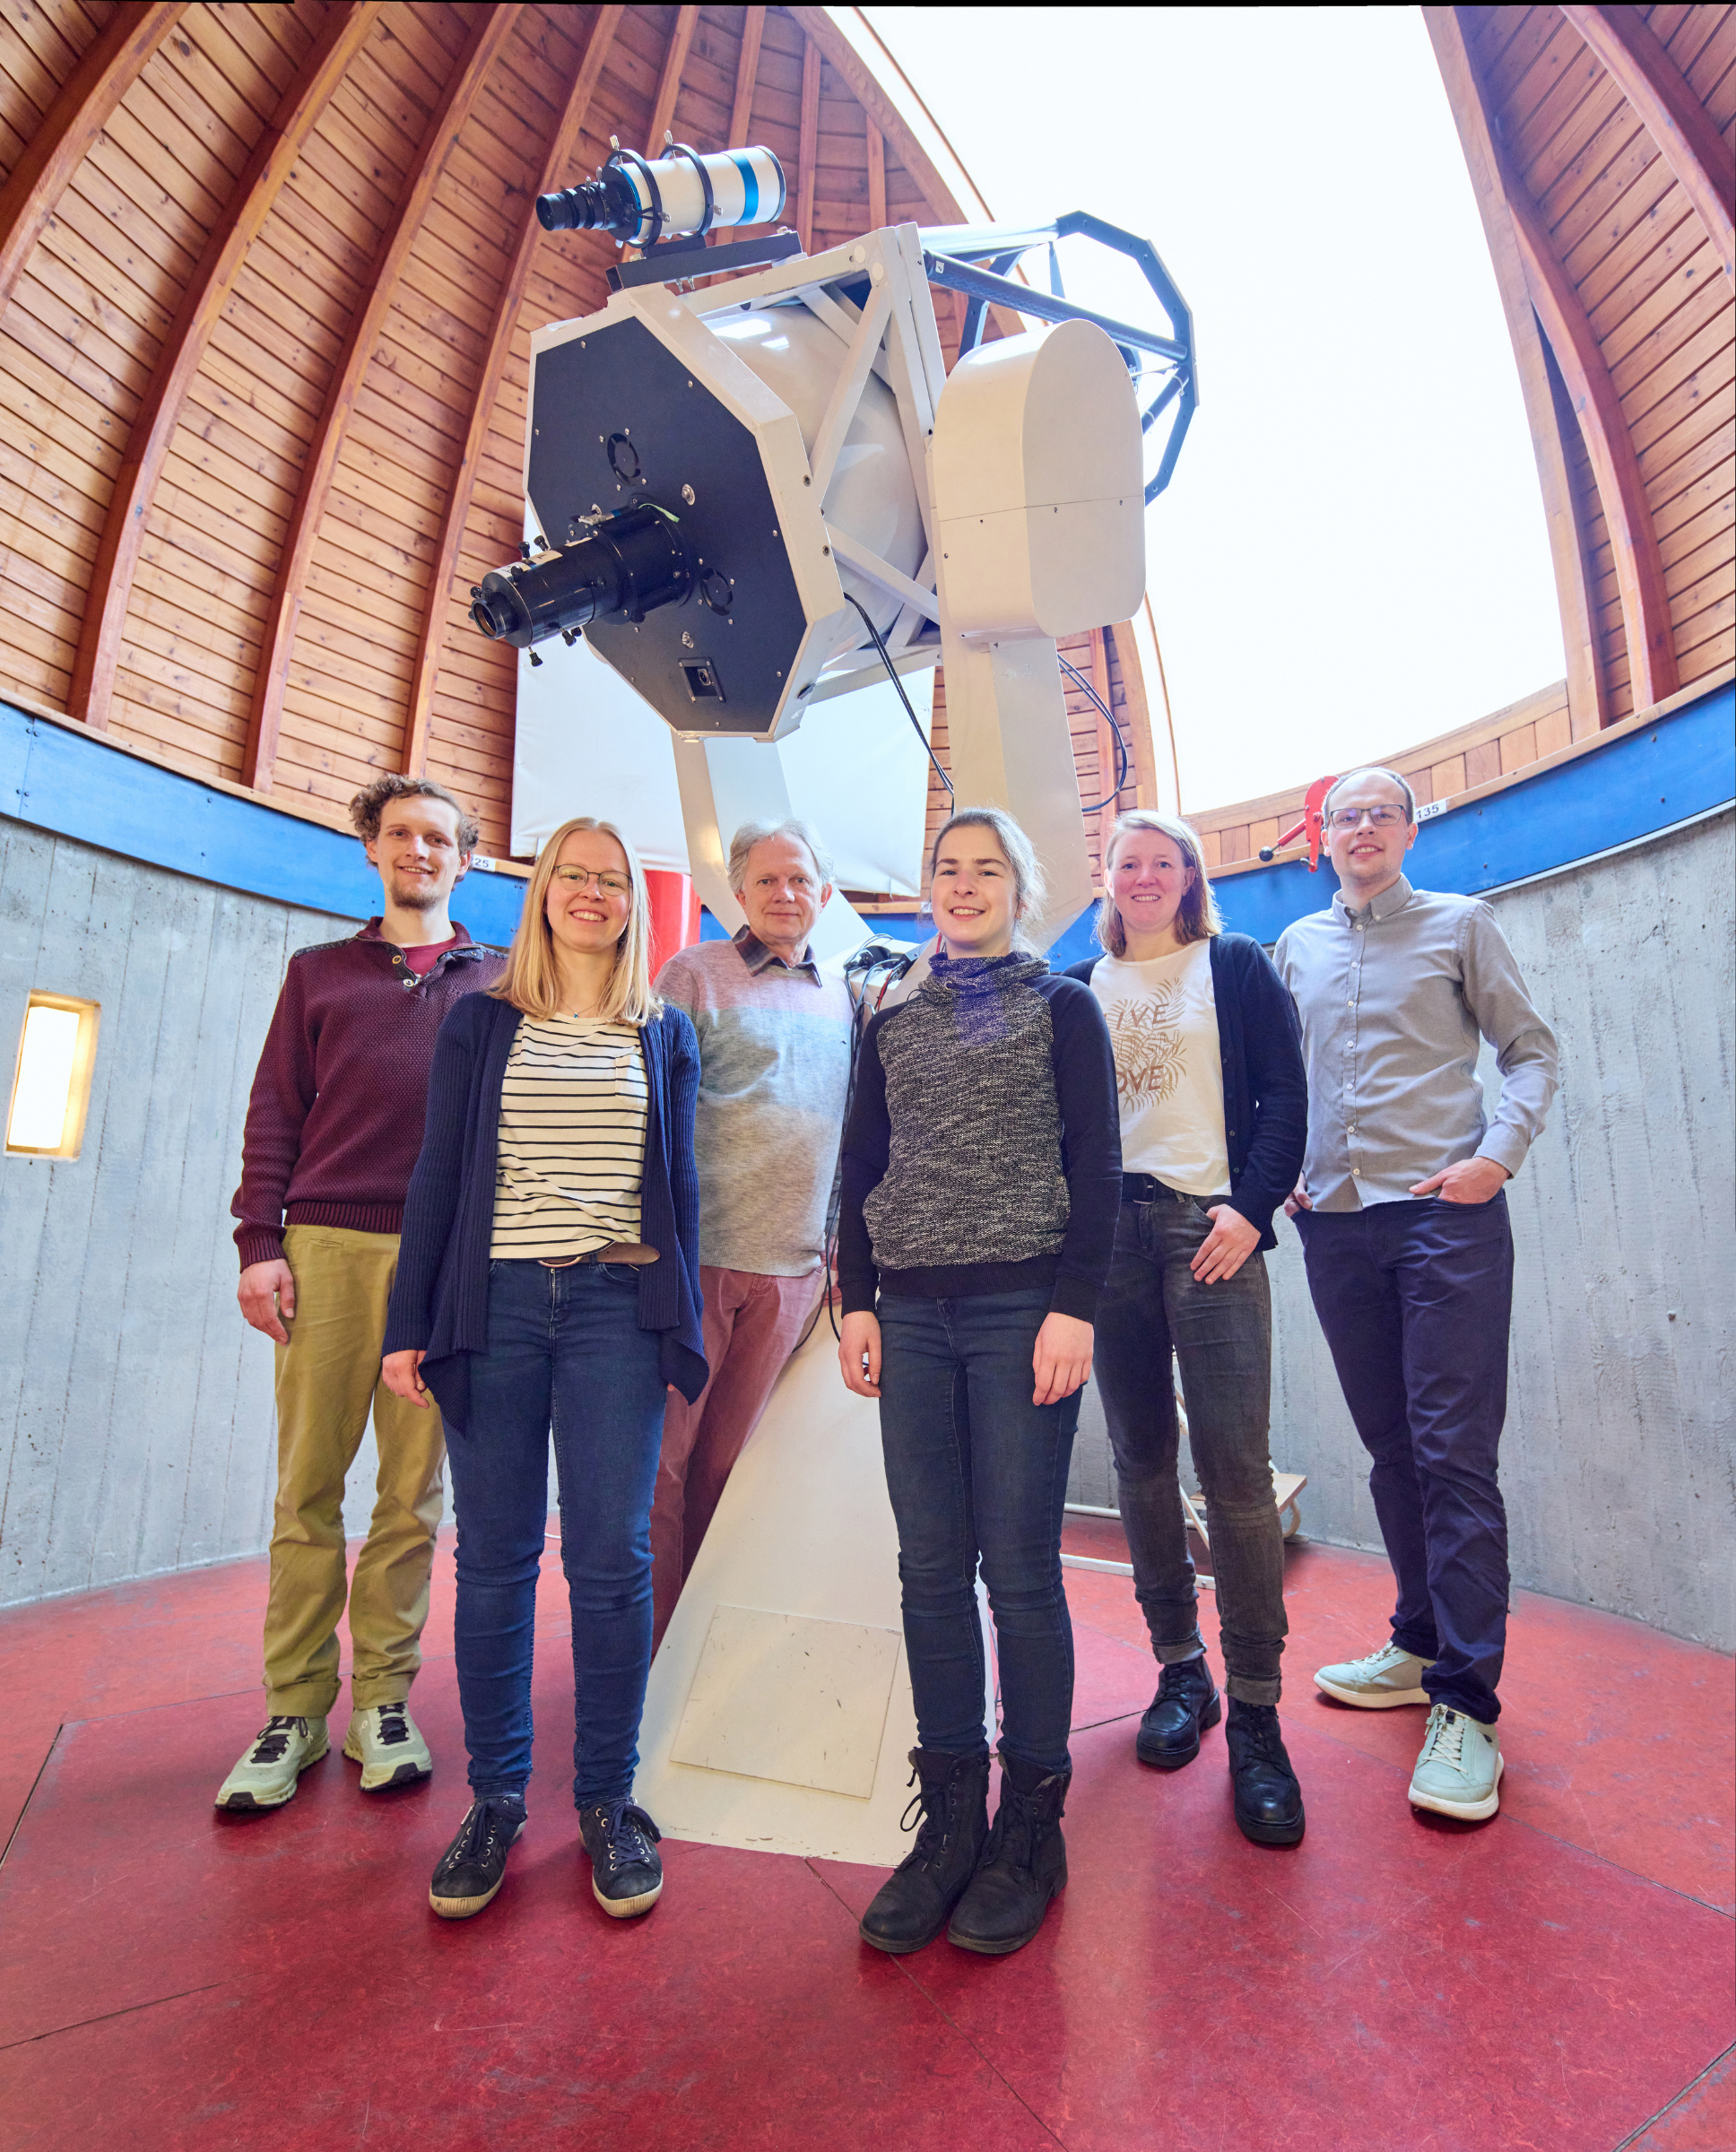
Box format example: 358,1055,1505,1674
1065,811,1308,1847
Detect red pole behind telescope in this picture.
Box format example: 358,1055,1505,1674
645,869,703,974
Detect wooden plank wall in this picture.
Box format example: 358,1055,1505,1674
0,1,1151,868
1466,3,1734,720
1186,678,1575,868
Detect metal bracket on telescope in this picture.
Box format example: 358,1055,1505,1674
607,227,806,293
921,212,1197,500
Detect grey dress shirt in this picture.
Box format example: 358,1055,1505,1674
1273,875,1558,1210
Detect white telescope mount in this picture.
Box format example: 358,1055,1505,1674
480,194,1189,1862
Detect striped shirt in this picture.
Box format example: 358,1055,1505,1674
489,1016,647,1259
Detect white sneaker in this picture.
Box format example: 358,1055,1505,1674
1314,1639,1436,1709
343,1702,433,1792
215,1715,329,1810
1409,1704,1503,1820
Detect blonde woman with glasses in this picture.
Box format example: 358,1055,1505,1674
383,818,705,1924
1066,811,1309,1847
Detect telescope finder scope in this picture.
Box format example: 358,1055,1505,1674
536,143,786,249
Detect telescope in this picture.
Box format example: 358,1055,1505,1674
474,141,1196,945
537,143,786,248
479,145,1200,1869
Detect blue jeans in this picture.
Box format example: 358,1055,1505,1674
1094,1189,1285,1705
1295,1194,1514,1724
876,1289,1079,1775
447,1259,667,1805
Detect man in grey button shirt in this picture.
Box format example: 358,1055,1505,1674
1274,767,1558,1826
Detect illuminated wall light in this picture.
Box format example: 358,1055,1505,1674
5,994,101,1160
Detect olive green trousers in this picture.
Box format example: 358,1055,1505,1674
263,1225,446,1718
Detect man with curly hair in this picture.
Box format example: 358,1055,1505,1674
218,775,504,1812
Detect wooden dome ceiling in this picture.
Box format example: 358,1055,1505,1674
1,1,1154,866
1,4,1726,878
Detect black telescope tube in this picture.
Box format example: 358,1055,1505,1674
469,504,694,647
536,163,641,236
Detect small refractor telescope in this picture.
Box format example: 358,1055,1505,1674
536,143,786,250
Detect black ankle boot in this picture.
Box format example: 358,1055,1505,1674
1226,1700,1306,1846
946,1751,1069,1957
859,1748,991,1954
1136,1654,1221,1768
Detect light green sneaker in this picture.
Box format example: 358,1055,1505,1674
1408,1704,1503,1820
215,1714,329,1810
1314,1639,1436,1708
343,1702,432,1792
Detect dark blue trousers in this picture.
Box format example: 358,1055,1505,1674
876,1289,1080,1775
1295,1194,1514,1724
447,1259,666,1807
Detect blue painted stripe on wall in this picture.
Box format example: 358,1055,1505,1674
1,702,529,945
1211,681,1733,946
819,681,1733,960
4,681,1729,957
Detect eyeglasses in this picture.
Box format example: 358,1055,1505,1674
551,867,630,896
1327,805,1409,830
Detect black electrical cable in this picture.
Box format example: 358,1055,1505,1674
1062,652,1131,812
843,594,951,798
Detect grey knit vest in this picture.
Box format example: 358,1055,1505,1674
864,950,1070,1275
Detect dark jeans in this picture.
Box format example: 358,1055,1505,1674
877,1289,1079,1775
446,1259,667,1806
1094,1190,1286,1705
1295,1193,1514,1724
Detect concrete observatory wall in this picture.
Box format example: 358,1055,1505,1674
1069,808,1736,1653
0,817,358,1608
3,806,1732,1654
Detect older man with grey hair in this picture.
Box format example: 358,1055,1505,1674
649,817,855,1644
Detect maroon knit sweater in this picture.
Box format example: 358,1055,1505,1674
231,920,504,1269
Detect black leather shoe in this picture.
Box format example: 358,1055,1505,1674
946,1752,1069,1957
428,1795,525,1919
1136,1655,1221,1768
579,1798,664,1917
860,1749,991,1954
1226,1700,1306,1846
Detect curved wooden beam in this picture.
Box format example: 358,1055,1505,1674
241,5,521,793
866,117,886,231
1503,152,1680,709
788,7,985,223
1424,6,1606,736
795,35,820,251
0,0,188,315
728,9,766,147
68,0,382,732
1559,4,1735,287
647,4,699,152
402,4,626,777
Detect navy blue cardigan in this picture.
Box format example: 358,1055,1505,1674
1066,933,1306,1251
382,993,707,1429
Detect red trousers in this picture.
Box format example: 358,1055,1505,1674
650,1264,821,1646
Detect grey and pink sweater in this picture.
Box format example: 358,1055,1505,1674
655,928,854,1277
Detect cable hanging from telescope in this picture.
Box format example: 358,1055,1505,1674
1062,652,1132,812
843,594,952,799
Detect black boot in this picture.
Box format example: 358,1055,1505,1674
1226,1700,1306,1846
859,1748,991,1954
1136,1654,1221,1768
946,1751,1069,1957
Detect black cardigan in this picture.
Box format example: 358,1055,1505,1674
1065,933,1306,1251
382,993,707,1431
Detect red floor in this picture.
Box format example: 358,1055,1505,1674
1,1523,1731,2152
